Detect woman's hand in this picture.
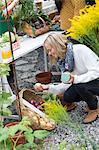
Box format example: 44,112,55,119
34,83,49,92
61,72,74,84
68,74,74,84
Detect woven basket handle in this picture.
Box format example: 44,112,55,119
19,88,27,99
38,16,46,27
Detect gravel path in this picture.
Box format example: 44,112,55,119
14,47,99,150
43,101,99,150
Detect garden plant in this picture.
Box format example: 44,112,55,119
0,63,12,119
0,117,50,150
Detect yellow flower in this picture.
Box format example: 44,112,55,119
67,1,99,39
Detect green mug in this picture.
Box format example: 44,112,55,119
61,72,71,83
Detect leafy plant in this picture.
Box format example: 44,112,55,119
42,92,56,101
0,63,12,117
0,117,50,150
42,95,69,124
57,140,86,150
12,0,51,31
0,91,11,116
0,63,10,76
12,0,37,29
67,0,99,56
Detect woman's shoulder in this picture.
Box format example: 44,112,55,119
73,44,87,49
73,44,98,58
73,44,92,54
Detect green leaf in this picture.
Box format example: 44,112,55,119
0,92,11,104
33,130,49,140
19,116,31,126
57,140,67,150
8,125,19,137
0,127,9,142
24,132,34,144
0,139,12,150
0,64,10,76
1,108,12,116
8,124,28,137
16,142,37,150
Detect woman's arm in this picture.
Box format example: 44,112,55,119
48,82,71,94
34,82,71,94
73,45,99,84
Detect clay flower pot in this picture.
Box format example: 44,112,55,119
35,72,52,84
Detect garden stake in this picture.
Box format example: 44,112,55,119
4,0,22,120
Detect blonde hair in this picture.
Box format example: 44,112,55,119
43,33,67,64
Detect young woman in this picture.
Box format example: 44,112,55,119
34,33,99,123
54,0,85,30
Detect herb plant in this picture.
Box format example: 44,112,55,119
42,94,69,124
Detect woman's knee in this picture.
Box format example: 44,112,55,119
63,85,78,102
64,91,71,102
74,83,85,93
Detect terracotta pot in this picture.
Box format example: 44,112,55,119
5,122,26,145
35,72,52,84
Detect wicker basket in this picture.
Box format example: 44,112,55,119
21,17,50,37
18,89,56,130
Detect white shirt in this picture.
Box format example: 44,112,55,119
48,44,99,94
73,44,99,83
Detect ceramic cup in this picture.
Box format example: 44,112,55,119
61,72,71,83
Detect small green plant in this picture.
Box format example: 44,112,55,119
57,140,68,150
42,94,69,124
0,63,12,117
0,91,12,116
0,63,10,76
57,140,86,150
42,92,56,101
0,117,50,150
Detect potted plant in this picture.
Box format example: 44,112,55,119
12,0,51,37
0,116,50,150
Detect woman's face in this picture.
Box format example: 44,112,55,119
44,42,58,58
